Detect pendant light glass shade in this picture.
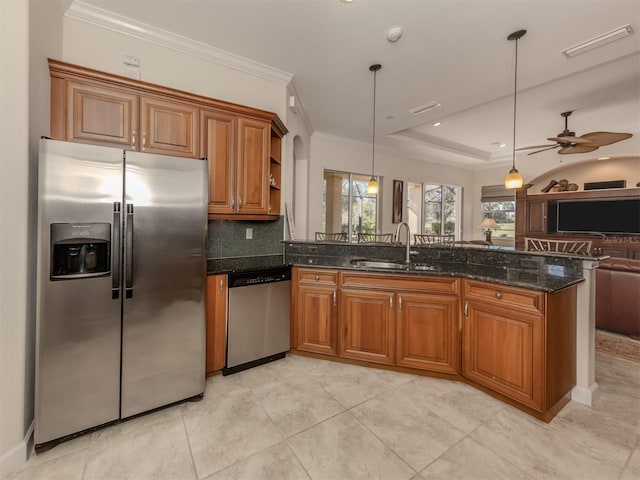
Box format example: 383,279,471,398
504,30,526,189
504,167,524,189
368,64,382,195
366,177,379,194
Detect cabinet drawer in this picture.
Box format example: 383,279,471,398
340,271,459,295
296,268,338,286
463,279,544,315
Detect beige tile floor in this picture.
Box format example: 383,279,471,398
6,352,640,480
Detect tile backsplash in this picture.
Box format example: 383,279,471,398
207,217,284,259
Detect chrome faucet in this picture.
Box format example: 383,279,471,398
394,222,412,263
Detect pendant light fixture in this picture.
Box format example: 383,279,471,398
367,64,382,194
504,29,526,189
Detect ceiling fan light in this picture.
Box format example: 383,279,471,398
505,167,524,189
367,177,379,194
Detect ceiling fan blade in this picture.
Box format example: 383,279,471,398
547,136,592,145
579,131,633,147
516,144,557,151
527,145,560,155
558,145,599,155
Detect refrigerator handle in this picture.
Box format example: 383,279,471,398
125,203,134,298
112,202,121,299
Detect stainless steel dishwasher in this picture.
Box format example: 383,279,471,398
223,266,291,375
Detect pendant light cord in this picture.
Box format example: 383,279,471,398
372,68,377,178
512,36,519,170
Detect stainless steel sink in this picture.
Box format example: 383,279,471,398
411,264,438,271
350,259,409,270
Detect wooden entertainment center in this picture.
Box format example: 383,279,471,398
515,186,640,259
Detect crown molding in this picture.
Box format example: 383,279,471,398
311,132,479,171
393,129,491,162
65,0,293,85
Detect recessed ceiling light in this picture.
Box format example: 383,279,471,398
490,141,506,148
340,0,355,3
597,156,611,160
409,101,441,116
562,24,634,57
432,122,441,127
499,143,506,148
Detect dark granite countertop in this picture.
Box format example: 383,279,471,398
207,254,287,275
284,242,587,293
289,260,583,292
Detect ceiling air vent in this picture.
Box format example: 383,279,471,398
409,101,441,116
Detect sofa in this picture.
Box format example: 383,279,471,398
596,257,640,338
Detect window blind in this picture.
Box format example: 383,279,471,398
481,185,516,203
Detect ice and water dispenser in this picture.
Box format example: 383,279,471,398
50,223,111,279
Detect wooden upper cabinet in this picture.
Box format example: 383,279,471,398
49,59,287,219
140,96,199,158
62,80,139,150
201,109,237,214
236,117,270,215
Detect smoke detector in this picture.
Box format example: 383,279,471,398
386,27,403,43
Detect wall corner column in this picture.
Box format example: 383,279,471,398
571,259,600,406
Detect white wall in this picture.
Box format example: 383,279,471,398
307,133,475,240
0,2,30,473
62,18,286,120
1,0,63,476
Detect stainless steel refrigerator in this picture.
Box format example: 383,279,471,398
35,139,207,450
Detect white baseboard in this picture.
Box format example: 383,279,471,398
571,382,599,406
0,421,34,480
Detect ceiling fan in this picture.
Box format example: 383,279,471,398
517,111,633,156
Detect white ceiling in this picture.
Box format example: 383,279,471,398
73,0,640,168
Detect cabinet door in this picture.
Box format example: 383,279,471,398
206,274,227,375
396,293,460,373
296,284,338,355
65,81,139,149
527,200,546,234
339,289,394,365
462,300,543,411
201,109,236,214
140,96,199,158
237,117,270,214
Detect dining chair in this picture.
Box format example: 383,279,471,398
524,237,592,255
357,233,394,244
414,234,455,246
315,232,348,242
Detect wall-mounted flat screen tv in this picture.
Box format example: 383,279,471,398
556,198,640,234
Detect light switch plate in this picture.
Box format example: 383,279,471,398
245,228,253,240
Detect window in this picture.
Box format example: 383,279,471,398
322,170,378,242
481,185,516,238
407,182,461,240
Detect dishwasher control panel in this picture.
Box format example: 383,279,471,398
228,266,291,288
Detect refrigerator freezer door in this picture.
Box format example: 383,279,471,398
121,152,207,418
35,139,123,445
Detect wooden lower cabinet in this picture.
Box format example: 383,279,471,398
206,274,227,375
462,279,576,416
396,293,460,374
291,268,339,355
462,300,543,409
339,289,395,365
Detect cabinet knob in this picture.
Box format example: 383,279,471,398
315,275,320,281
142,132,146,150
495,292,503,299
132,131,136,150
